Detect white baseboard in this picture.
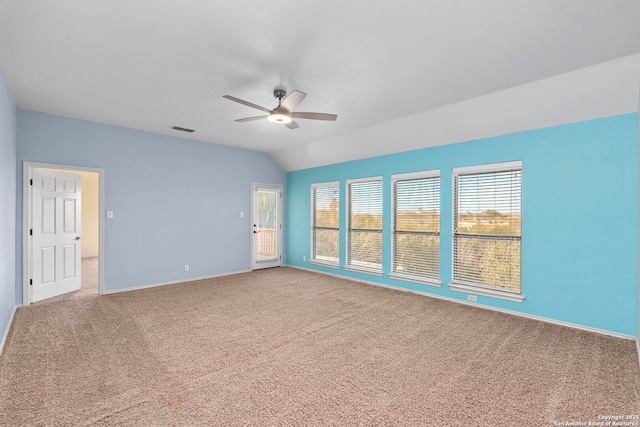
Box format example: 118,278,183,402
102,269,252,295
289,265,635,341
636,338,640,369
0,304,18,357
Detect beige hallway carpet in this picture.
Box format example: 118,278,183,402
1,267,638,426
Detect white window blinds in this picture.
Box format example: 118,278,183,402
347,178,382,271
453,161,522,293
392,171,440,282
312,182,340,264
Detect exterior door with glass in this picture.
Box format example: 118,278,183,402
251,184,283,270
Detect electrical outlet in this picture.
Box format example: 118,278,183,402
467,294,477,302
184,264,189,272
303,256,307,262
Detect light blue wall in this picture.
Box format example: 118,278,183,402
0,63,17,349
287,113,638,337
16,110,286,301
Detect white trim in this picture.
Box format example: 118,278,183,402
345,175,383,185
388,272,442,287
290,265,635,341
102,269,252,295
637,338,640,369
449,282,524,302
452,160,522,176
0,305,18,357
22,164,29,306
23,162,106,305
391,169,440,181
311,181,340,189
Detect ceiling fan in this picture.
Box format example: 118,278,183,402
223,89,337,130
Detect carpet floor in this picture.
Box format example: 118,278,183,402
1,266,638,426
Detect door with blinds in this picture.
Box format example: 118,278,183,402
251,183,283,270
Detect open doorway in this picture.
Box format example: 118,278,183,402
23,162,104,305
60,169,100,297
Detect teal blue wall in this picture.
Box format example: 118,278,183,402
286,114,638,337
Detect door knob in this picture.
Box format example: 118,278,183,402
74,236,81,240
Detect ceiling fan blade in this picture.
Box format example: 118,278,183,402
285,120,300,130
290,112,337,121
280,90,306,112
235,115,269,122
223,95,272,114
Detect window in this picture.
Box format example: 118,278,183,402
311,182,340,265
346,177,383,273
451,161,523,301
391,171,440,285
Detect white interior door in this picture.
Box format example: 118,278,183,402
251,184,283,270
31,168,82,302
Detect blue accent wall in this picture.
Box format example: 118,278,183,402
16,110,286,301
287,114,638,337
0,63,17,350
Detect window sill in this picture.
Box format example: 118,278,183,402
388,273,442,287
344,265,383,276
309,260,340,269
449,282,524,302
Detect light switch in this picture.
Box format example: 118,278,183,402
240,212,244,218
107,211,114,219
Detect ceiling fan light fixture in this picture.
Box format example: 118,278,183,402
224,89,336,129
267,113,292,124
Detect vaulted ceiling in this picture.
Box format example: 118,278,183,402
1,1,639,170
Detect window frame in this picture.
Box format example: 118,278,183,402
345,176,384,275
389,170,441,287
310,181,340,267
450,161,524,302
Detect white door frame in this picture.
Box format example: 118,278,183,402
250,182,283,270
23,161,105,305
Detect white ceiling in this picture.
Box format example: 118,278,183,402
1,1,640,171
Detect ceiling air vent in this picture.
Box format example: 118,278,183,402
171,126,195,133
